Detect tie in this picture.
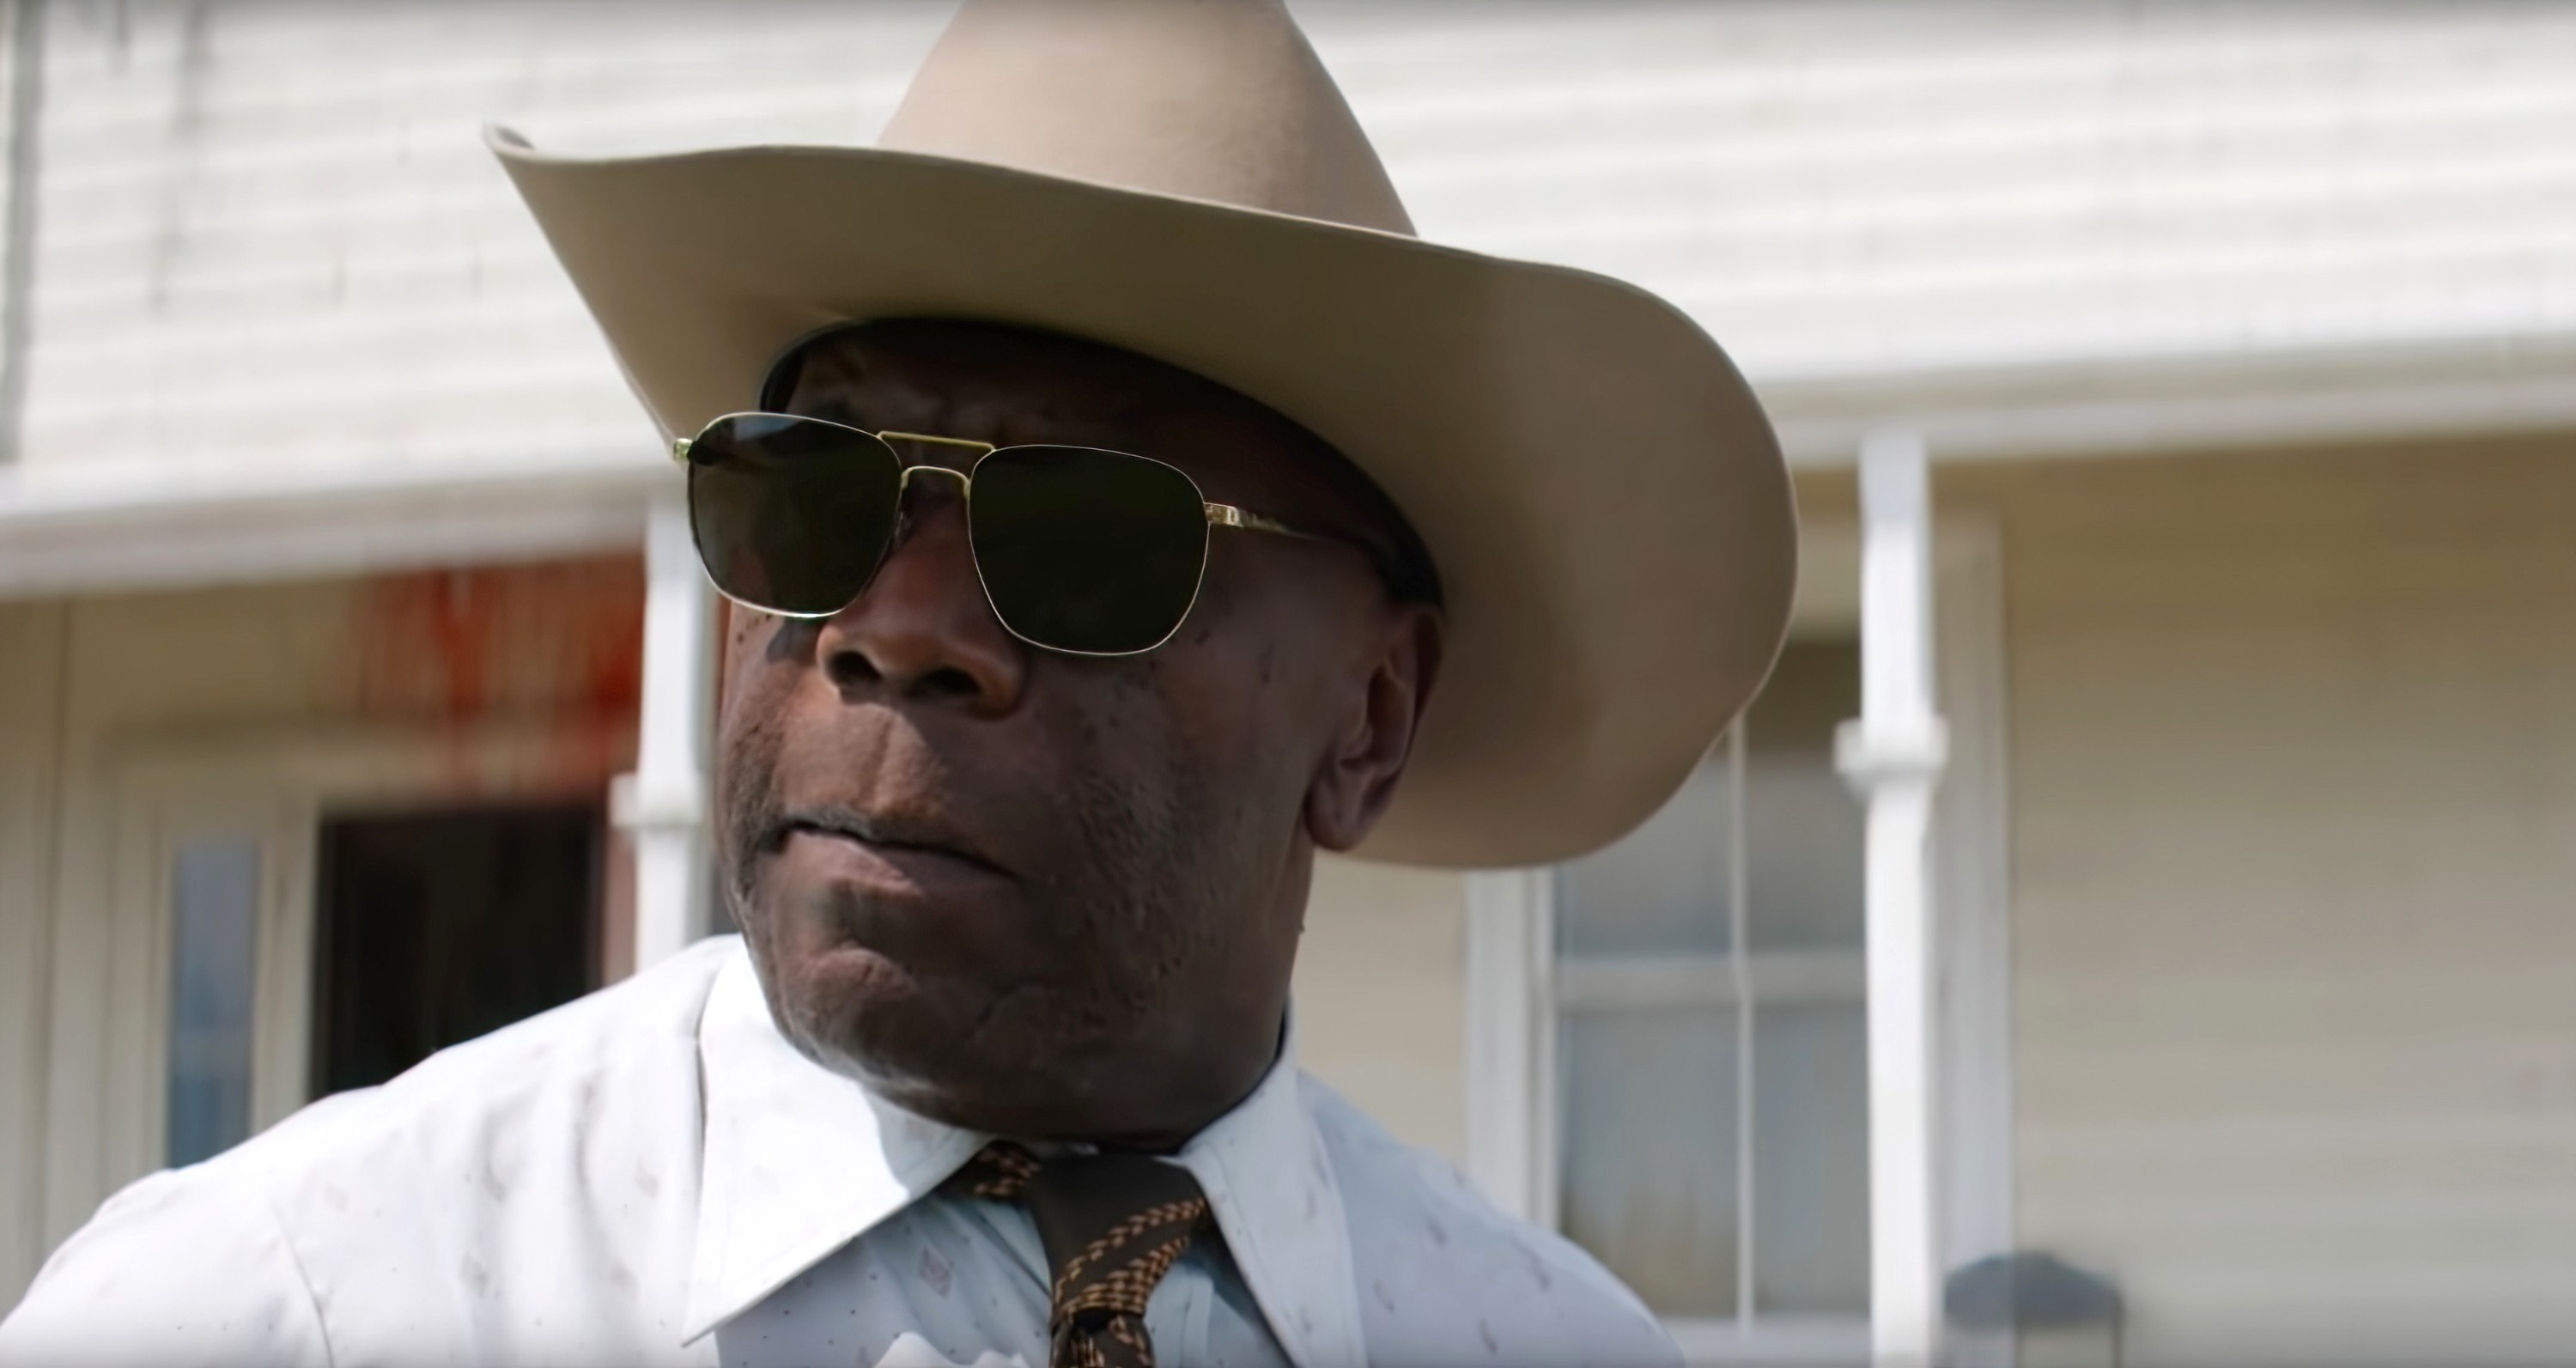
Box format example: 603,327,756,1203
951,1141,1214,1368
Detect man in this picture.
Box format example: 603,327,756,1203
1,1,1794,1365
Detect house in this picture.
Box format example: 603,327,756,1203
3,3,2573,1364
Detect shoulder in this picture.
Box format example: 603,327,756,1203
0,1157,327,1365
1301,1075,1680,1368
236,932,733,1208
2,937,740,1362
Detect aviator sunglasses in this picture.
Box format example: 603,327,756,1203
673,411,1352,656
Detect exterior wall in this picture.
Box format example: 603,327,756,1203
21,3,944,479
1294,855,1467,1164
1314,2,2576,380
0,556,641,1306
0,601,65,1315
1947,434,2576,1364
16,1,2574,483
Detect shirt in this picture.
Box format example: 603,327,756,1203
0,936,1679,1368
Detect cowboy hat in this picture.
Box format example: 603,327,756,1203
490,0,1795,868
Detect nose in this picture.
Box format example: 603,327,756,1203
814,480,1027,715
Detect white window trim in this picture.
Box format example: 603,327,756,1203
1462,516,2013,1365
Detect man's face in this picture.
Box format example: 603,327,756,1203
714,321,1440,1145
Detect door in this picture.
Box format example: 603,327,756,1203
310,801,601,1096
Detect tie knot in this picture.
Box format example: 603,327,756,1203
950,1142,1214,1368
955,1140,1044,1201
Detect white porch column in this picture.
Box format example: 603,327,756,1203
1836,429,1950,1366
613,487,715,969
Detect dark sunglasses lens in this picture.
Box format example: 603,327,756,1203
970,447,1209,654
685,415,901,616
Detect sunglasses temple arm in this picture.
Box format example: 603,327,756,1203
1210,501,1418,605
1206,502,1337,545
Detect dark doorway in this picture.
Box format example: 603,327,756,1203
311,800,602,1096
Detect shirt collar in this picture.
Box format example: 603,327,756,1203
683,940,1365,1366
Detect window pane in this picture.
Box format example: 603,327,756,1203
1747,639,1864,952
1558,1008,1738,1317
1556,753,1734,958
1753,1002,1871,1315
167,836,259,1168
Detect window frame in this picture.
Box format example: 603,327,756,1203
1462,517,2014,1365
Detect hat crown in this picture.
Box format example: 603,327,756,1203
878,0,1414,236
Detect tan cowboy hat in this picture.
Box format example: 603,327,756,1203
491,0,1794,868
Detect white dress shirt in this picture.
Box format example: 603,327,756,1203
1,936,1677,1367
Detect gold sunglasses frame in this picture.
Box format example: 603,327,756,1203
671,411,1340,658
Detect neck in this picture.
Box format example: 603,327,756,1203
878,1009,1289,1152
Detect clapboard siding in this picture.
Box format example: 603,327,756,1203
21,3,926,471
1948,435,2576,1364
14,1,2576,471
1321,3,2576,377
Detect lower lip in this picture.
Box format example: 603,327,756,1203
776,826,1006,897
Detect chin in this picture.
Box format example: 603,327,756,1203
767,943,1084,1120
770,942,938,1066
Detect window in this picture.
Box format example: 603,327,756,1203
1552,639,1871,1353
165,836,263,1168
1465,519,2017,1367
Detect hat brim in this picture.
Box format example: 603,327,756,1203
491,131,1795,868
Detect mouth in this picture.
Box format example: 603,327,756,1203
766,806,1012,884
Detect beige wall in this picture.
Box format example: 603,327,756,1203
1292,855,1468,1165
0,605,67,1314
1947,435,2576,1365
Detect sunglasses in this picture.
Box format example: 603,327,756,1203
672,411,1346,656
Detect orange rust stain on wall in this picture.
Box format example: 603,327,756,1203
350,555,646,797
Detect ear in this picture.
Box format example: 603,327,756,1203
1303,603,1444,853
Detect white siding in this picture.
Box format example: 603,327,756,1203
1948,435,2576,1365
1317,1,2576,377
21,2,947,475
14,1,2576,476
